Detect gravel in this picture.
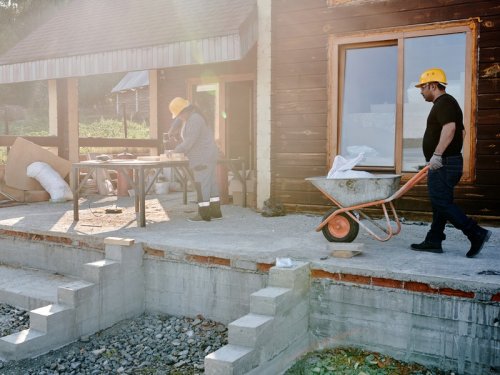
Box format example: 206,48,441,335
0,303,227,374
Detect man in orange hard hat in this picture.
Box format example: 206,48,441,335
411,68,491,257
168,97,222,222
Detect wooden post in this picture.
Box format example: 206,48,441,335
67,78,79,163
56,78,79,162
149,69,160,156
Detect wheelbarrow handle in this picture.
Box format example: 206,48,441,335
386,165,429,202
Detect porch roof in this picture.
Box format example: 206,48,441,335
0,0,257,84
111,71,149,93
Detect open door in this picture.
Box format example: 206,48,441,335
225,80,254,169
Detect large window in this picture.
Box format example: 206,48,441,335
330,21,477,178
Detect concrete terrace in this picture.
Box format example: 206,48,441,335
0,192,498,373
0,192,498,291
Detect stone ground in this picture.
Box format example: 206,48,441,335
0,303,227,374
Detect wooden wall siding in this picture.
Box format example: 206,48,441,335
271,0,500,221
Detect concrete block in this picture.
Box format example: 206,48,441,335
268,261,309,293
57,280,95,308
29,304,75,333
0,329,46,361
231,259,257,271
82,260,120,283
250,287,292,316
105,243,143,267
205,344,258,375
228,313,274,348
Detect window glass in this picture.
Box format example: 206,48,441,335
340,45,397,167
402,33,466,171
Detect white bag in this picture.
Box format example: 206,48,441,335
327,153,374,179
26,161,73,202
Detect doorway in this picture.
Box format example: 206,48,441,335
225,80,254,169
189,78,254,169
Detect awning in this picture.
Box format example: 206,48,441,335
0,0,257,84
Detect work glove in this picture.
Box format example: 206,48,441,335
429,154,443,170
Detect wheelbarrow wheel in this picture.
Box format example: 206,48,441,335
321,209,359,242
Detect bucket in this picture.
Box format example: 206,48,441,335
155,181,169,194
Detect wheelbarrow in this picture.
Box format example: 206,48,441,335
306,165,429,242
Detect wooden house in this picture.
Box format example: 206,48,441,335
270,0,500,222
0,0,498,221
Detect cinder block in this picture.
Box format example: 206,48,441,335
250,287,292,316
268,261,310,293
205,344,258,375
231,259,258,271
29,304,75,333
228,313,274,348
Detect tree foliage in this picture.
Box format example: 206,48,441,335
0,0,69,55
0,0,69,107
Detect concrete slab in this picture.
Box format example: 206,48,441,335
0,192,498,293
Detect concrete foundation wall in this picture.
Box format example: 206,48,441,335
1,229,498,374
0,232,104,278
310,279,500,375
145,259,267,324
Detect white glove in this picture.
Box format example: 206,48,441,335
429,154,443,170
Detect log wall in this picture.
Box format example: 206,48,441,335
271,0,500,222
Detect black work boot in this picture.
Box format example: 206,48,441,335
466,227,491,258
209,199,222,220
188,203,211,222
410,241,443,253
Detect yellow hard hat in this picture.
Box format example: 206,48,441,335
169,97,190,119
415,68,447,87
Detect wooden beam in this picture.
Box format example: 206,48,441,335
67,78,79,163
78,138,159,148
149,70,160,156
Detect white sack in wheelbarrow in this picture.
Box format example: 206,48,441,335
26,161,73,202
327,153,374,179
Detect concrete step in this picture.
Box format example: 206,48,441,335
228,313,274,348
268,261,309,294
30,304,75,334
0,264,79,310
250,287,292,316
0,328,46,361
205,344,259,375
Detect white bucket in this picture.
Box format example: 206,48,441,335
155,182,169,194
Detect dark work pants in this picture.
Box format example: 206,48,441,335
426,154,475,243
193,162,219,203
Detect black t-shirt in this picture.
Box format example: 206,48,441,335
422,93,464,161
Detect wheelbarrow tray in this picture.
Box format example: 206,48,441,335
306,174,401,207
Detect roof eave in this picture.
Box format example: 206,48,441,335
0,32,254,84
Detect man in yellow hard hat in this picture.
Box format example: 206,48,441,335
168,97,222,222
411,68,491,257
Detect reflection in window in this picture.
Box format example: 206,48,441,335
340,45,397,167
402,33,466,171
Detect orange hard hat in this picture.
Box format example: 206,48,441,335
169,97,190,119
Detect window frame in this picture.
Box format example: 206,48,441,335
328,19,478,181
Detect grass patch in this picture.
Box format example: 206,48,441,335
285,347,451,375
